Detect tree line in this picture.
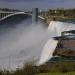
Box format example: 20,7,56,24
41,8,75,18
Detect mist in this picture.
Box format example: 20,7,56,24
38,21,75,65
1,16,75,70
0,20,51,70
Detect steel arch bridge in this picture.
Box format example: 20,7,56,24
0,11,44,21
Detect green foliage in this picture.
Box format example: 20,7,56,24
37,61,75,73
35,72,75,75
41,8,75,24
0,61,75,75
47,8,75,17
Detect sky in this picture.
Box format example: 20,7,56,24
0,0,75,11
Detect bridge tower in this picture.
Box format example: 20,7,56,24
32,8,38,23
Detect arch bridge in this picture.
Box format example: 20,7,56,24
0,10,17,19
0,10,32,21
0,10,44,21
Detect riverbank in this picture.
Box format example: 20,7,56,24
0,61,75,75
36,72,75,75
43,16,75,24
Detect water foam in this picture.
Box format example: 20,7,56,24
48,21,75,36
37,38,58,65
38,21,75,65
0,19,75,70
0,20,50,70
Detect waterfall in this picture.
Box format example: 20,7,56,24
38,21,75,65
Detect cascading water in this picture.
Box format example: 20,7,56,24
38,21,75,65
48,21,75,36
37,38,58,65
0,14,75,70
0,14,51,70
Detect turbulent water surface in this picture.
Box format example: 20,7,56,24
38,20,75,65
0,14,75,70
0,14,52,70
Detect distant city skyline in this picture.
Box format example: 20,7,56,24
0,0,75,11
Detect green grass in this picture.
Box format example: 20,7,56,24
35,72,75,75
1,61,75,75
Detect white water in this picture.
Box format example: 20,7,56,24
0,19,75,70
0,20,51,70
38,21,75,65
37,38,58,65
48,21,75,36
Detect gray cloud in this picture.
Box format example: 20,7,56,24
0,0,75,11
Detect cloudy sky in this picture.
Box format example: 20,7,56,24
0,0,75,11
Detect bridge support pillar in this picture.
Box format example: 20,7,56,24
0,13,1,19
32,8,38,23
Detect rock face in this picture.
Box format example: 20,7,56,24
53,40,75,56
